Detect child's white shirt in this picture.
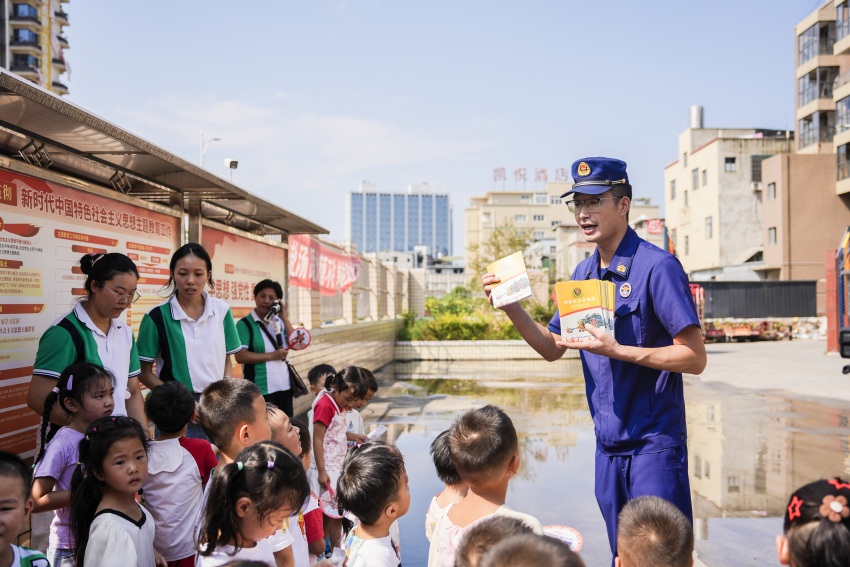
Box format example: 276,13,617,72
427,504,543,567
424,494,450,542
343,530,400,567
84,505,156,567
195,537,275,566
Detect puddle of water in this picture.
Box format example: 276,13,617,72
356,361,850,567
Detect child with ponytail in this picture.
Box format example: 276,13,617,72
778,478,850,567
70,416,161,567
30,363,115,567
196,441,309,566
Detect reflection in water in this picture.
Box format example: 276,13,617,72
359,360,850,567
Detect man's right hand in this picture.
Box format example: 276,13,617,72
481,272,502,307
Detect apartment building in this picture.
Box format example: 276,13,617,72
0,0,70,95
345,182,452,257
663,108,792,280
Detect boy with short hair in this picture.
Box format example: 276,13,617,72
0,451,48,567
428,405,543,567
615,496,694,567
425,430,468,541
455,516,533,567
337,441,408,567
143,381,217,567
479,534,586,567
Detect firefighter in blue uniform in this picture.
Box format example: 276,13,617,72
482,157,707,562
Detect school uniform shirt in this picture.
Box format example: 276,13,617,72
289,492,321,567
137,291,242,393
343,531,401,567
8,545,48,567
32,426,84,550
142,437,216,562
195,538,275,567
84,505,156,567
33,302,140,416
236,310,291,395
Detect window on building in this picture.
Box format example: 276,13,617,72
12,28,38,44
839,144,850,180
533,214,545,222
751,155,771,183
728,476,741,494
550,196,562,205
705,461,711,479
798,22,835,66
520,195,531,202
481,212,492,224
798,67,839,107
584,252,591,259
724,157,737,172
671,228,677,246
670,179,676,200
768,227,777,245
838,96,850,135
13,4,39,18
684,235,690,255
684,189,689,206
534,193,547,204
549,246,557,254
840,1,850,42
682,152,687,167
702,170,708,186
705,217,713,239
514,214,527,222
550,220,560,227
768,182,776,199
692,168,699,190
533,231,544,239
694,455,702,479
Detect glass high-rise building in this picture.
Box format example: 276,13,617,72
345,182,452,256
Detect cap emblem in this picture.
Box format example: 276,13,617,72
576,162,591,177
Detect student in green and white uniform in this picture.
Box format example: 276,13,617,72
27,253,145,427
234,279,295,416
137,243,241,439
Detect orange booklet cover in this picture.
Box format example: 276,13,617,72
554,280,615,342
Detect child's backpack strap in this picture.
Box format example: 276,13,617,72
147,305,174,382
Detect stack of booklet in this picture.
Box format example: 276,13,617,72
554,280,616,342
487,251,533,308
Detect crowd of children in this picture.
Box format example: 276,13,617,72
4,360,850,567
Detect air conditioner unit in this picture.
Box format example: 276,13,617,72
751,182,763,192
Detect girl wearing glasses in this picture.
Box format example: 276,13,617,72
27,252,146,428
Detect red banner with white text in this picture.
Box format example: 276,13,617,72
288,235,360,296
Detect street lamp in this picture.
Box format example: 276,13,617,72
200,132,222,167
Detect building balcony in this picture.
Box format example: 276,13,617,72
57,35,69,49
834,126,850,149
9,41,41,57
797,53,838,77
838,175,850,196
54,11,69,25
9,14,41,30
51,81,69,95
10,66,39,82
51,57,66,72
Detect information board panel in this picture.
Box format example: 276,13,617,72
0,168,181,456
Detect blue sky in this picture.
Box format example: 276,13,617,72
64,1,816,254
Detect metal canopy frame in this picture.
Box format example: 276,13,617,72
0,70,327,237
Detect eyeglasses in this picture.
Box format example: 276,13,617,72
98,283,142,304
565,197,621,214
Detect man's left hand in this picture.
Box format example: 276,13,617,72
557,323,621,358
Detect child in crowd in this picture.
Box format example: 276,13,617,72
777,478,850,567
143,381,217,567
454,517,533,567
429,405,543,567
616,496,693,567
266,403,302,457
313,367,375,549
0,451,48,566
337,442,408,567
197,379,295,565
196,442,310,566
197,379,271,466
425,430,469,542
31,363,114,567
70,416,159,567
289,418,327,565
478,534,585,567
345,373,378,448
307,364,336,398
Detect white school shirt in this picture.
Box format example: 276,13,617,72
289,493,321,567
84,506,156,567
343,531,401,567
196,537,275,566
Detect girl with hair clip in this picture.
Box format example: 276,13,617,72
30,363,115,567
137,243,242,439
777,478,850,567
312,366,375,550
196,442,310,566
27,252,145,427
70,415,163,567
